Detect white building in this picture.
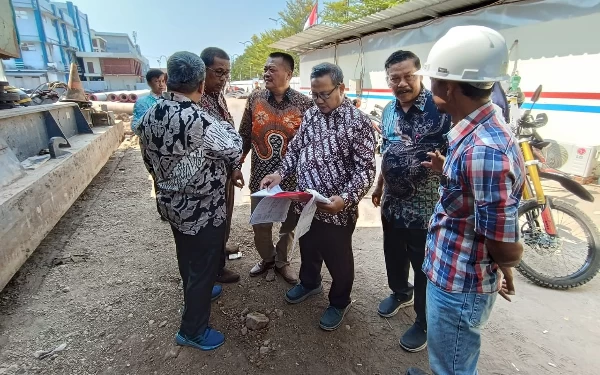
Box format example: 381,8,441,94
76,30,150,92
2,0,93,89
272,0,600,153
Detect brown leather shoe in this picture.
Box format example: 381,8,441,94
216,267,240,283
249,260,274,277
275,265,298,285
225,243,240,255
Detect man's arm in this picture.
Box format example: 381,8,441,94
372,173,384,207
198,116,243,165
340,116,377,209
463,146,523,267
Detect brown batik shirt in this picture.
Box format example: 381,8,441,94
199,91,234,126
238,88,313,193
279,98,376,226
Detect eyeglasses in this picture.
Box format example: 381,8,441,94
386,74,418,86
207,66,231,79
310,85,339,101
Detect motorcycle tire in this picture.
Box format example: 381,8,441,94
516,198,600,289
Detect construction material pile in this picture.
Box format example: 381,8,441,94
88,90,149,103
0,81,30,110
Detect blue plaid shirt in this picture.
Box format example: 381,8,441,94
422,102,525,294
380,89,451,229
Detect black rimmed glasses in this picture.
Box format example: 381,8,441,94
310,85,339,101
207,66,231,79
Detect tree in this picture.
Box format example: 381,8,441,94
231,0,405,80
321,0,407,26
231,0,314,80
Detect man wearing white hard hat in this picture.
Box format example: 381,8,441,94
409,26,526,375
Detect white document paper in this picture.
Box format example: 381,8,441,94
291,196,318,251
249,188,331,248
249,197,291,225
305,189,331,204
250,185,283,197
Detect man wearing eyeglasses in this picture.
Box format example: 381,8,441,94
371,50,451,352
260,62,376,331
237,52,313,285
199,47,243,284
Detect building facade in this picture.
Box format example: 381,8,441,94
76,30,150,91
2,0,92,89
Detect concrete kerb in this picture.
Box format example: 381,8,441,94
0,122,124,291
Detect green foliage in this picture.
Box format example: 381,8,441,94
231,0,313,80
231,0,407,80
321,0,407,26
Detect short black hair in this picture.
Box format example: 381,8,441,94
384,50,421,71
200,47,230,67
269,52,294,72
457,82,493,100
146,68,165,83
310,62,344,86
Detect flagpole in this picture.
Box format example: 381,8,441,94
316,0,319,25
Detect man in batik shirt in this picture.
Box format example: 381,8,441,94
261,62,376,331
237,52,313,285
371,50,450,353
138,52,242,351
199,47,243,284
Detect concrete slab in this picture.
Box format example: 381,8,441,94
0,122,124,291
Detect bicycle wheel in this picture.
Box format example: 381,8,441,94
516,198,600,289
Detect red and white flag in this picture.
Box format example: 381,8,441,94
303,3,318,30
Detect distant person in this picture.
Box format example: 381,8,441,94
137,51,242,352
132,69,165,132
132,68,166,221
198,47,242,284
371,50,450,353
237,52,313,285
261,63,376,331
352,97,362,108
252,81,260,91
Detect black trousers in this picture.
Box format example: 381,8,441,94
171,223,225,339
382,216,427,329
218,177,235,274
299,219,356,309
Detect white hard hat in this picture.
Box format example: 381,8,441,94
416,25,509,89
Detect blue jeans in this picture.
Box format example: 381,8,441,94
426,281,497,375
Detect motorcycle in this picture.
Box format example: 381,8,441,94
368,104,384,154
513,85,600,289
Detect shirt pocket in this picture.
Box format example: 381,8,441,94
438,169,467,217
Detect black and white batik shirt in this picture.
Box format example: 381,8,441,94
138,92,242,235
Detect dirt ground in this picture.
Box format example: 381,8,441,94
1,99,600,375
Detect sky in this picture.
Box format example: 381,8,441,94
67,0,302,68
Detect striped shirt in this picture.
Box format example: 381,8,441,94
279,98,376,226
422,102,525,293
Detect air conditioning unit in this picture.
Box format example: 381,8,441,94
558,143,600,178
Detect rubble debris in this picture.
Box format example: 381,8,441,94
246,312,269,331
33,343,67,360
